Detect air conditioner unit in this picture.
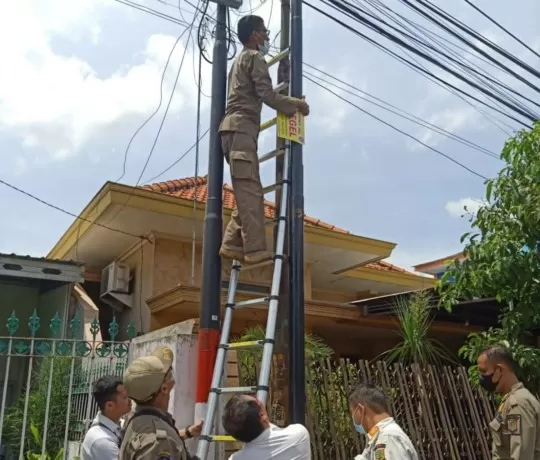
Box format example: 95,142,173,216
100,261,133,311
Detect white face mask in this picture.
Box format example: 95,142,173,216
258,40,270,56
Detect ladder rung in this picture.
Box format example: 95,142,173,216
234,297,268,308
227,340,264,350
218,386,257,394
263,183,281,194
259,148,285,163
211,435,237,442
275,81,289,93
260,118,277,132
267,49,290,67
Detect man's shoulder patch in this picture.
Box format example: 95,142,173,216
375,444,386,460
506,414,522,435
157,450,172,460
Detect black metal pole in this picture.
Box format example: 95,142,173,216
196,4,227,418
289,0,305,425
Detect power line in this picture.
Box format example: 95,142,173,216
305,0,533,127
104,2,204,228
356,0,540,117
303,67,499,159
114,0,189,26
400,0,540,84
464,0,540,60
318,0,539,121
305,74,489,180
0,179,145,240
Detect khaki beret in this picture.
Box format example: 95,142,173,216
124,345,174,402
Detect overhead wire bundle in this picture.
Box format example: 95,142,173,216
303,0,539,129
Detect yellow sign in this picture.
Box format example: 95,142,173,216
277,110,305,144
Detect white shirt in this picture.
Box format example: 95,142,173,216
81,412,122,460
230,423,311,460
355,417,418,460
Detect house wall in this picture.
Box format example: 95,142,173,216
117,239,155,337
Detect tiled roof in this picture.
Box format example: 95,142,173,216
0,253,83,266
141,176,414,275
142,176,350,233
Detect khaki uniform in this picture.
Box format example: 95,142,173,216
120,346,194,460
119,407,189,460
219,48,298,254
490,382,540,459
355,418,418,460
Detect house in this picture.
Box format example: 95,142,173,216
414,251,466,279
45,176,498,359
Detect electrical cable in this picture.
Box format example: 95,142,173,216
0,178,146,240
305,75,489,180
318,0,538,122
351,0,540,116
356,0,537,130
400,0,540,84
304,68,499,159
305,0,533,128
114,0,190,26
463,0,540,60
105,2,204,228
356,0,519,134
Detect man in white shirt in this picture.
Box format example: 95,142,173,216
222,394,310,460
349,383,418,460
82,375,131,460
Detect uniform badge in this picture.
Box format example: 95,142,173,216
506,415,521,435
374,443,386,460
157,450,172,460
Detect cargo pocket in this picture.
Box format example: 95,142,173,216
230,151,254,180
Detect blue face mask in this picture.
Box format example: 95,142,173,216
352,406,366,434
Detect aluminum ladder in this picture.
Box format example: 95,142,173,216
195,48,293,460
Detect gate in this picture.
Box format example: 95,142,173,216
0,310,136,459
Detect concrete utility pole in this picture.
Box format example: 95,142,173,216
288,0,306,424
195,3,228,424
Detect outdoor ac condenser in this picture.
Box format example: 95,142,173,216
100,261,133,310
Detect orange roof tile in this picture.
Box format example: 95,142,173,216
141,176,350,233
141,176,413,276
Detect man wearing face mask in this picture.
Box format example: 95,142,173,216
218,14,310,265
349,383,418,460
119,346,203,460
478,345,540,459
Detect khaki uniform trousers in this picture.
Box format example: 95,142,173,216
221,131,266,254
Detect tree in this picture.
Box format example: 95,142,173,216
438,121,540,390
380,290,454,366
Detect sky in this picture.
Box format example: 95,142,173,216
0,0,539,270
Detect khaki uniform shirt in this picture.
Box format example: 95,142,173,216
119,407,189,460
219,48,298,139
355,418,418,460
490,382,540,460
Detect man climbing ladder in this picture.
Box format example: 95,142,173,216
218,15,310,265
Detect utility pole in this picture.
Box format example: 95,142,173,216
271,0,292,427
288,0,305,424
195,4,228,425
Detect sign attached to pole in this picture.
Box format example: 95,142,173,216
277,110,305,144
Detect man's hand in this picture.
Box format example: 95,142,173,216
188,420,204,437
295,98,310,116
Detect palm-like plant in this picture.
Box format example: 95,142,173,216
379,290,455,366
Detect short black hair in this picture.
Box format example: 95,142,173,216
479,345,517,373
222,395,265,443
92,375,123,411
348,382,389,414
237,15,265,44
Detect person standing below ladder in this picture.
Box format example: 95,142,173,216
478,345,540,459
219,14,310,265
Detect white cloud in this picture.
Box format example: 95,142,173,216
445,197,484,218
0,0,212,159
